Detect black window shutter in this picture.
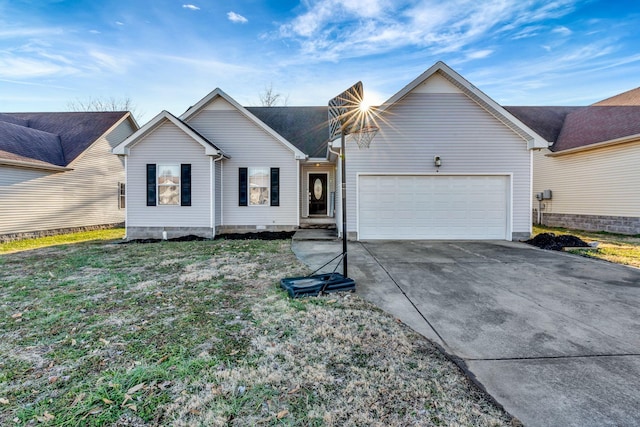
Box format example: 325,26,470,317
270,168,280,206
239,167,248,206
181,164,191,206
146,164,156,206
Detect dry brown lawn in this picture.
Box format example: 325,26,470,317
0,235,516,426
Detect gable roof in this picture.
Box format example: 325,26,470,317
552,106,640,152
246,107,328,158
378,61,549,150
180,88,307,160
506,105,640,153
0,111,132,170
593,87,640,106
112,110,226,157
503,106,581,144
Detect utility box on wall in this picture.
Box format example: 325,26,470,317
536,190,553,201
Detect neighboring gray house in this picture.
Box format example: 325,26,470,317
0,112,138,242
114,62,548,241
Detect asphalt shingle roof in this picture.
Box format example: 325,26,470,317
504,106,581,144
0,111,129,167
0,121,64,165
246,106,329,158
552,106,640,151
506,105,640,152
592,87,640,106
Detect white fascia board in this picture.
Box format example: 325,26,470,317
377,61,549,150
112,110,224,157
180,88,308,160
0,159,71,172
546,133,640,157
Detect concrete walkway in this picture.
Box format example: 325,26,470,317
291,235,640,427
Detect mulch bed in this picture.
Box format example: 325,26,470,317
524,233,590,251
122,231,296,244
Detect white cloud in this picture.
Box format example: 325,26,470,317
88,50,130,74
466,49,493,60
0,27,65,39
115,21,124,26
0,56,76,78
182,4,200,11
511,25,543,40
552,26,572,36
277,0,579,62
89,29,101,34
227,11,248,24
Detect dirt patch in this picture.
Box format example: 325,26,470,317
525,233,590,251
122,231,296,244
217,231,296,241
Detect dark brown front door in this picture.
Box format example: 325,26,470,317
309,173,327,215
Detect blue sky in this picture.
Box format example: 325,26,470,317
1,0,639,122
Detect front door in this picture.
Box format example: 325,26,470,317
309,173,327,215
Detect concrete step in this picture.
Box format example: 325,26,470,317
293,228,339,241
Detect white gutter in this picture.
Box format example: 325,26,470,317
546,133,640,157
0,159,72,172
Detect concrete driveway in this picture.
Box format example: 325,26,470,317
292,236,640,427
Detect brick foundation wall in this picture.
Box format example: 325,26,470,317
0,223,124,244
534,211,640,235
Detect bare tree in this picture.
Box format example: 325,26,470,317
67,96,141,120
259,83,289,107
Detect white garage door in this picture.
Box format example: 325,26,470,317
358,175,509,240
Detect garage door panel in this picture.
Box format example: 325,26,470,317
358,175,508,240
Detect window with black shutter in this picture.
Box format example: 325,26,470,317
146,164,156,206
270,168,279,206
181,164,191,206
239,167,248,206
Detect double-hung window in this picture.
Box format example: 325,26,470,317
249,167,269,205
239,167,279,207
157,164,181,205
118,182,126,209
146,164,191,207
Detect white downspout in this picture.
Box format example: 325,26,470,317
123,156,128,240
212,154,224,237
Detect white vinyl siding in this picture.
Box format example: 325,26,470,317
533,141,640,217
187,101,299,228
0,119,134,236
346,92,531,239
358,175,509,240
126,121,211,227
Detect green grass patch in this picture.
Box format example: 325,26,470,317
0,228,125,254
533,225,640,268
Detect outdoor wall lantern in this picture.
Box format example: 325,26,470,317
434,156,442,167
